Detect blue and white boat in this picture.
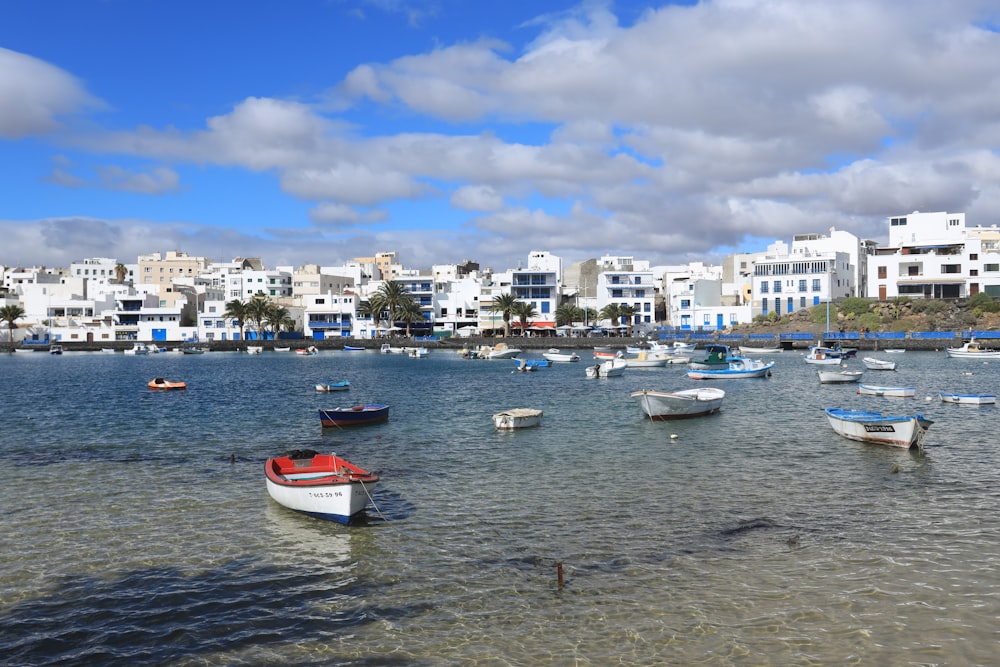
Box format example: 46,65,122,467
825,407,932,449
939,392,996,405
857,383,915,398
686,357,773,380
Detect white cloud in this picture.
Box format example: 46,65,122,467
0,48,102,139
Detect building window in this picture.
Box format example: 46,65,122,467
798,280,806,292
762,298,768,314
773,280,782,293
812,279,820,291
878,266,887,279
760,282,768,293
681,299,690,309
984,263,999,272
970,253,978,260
800,297,806,308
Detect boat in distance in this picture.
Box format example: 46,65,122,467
318,404,390,427
945,338,1000,359
824,407,933,449
686,357,773,380
264,450,378,524
542,348,581,362
148,377,187,390
585,359,627,378
817,370,863,384
631,387,725,420
492,408,543,430
316,380,351,392
939,392,996,405
857,383,915,398
862,357,897,370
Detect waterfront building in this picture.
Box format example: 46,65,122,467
596,255,656,330
868,211,1000,300
751,240,851,319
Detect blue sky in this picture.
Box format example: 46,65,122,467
2,0,999,272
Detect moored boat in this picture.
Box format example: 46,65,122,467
803,346,845,365
630,387,725,420
542,348,580,362
818,369,863,384
621,351,668,368
686,357,773,380
49,344,63,355
857,383,915,398
295,346,318,356
492,408,543,430
318,404,389,427
264,450,378,524
484,343,522,359
824,407,932,449
945,338,1000,359
246,345,263,354
688,344,734,370
343,345,365,351
862,357,896,370
316,380,351,392
939,391,996,405
585,359,627,378
148,377,187,390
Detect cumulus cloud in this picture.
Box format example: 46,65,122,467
0,48,102,139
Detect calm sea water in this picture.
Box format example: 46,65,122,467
1,347,998,665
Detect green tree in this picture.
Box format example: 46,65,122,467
489,293,519,338
555,304,583,327
0,304,26,345
397,299,425,337
223,299,249,341
511,300,537,335
264,304,294,337
244,293,270,341
617,304,638,336
373,281,413,335
599,303,622,331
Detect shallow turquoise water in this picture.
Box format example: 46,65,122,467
1,348,998,665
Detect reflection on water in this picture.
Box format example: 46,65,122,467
1,349,999,664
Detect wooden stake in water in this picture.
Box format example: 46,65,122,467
556,562,564,589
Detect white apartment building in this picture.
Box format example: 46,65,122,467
752,240,851,319
867,211,1000,300
595,255,656,329
790,227,867,297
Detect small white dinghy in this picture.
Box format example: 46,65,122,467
493,408,543,430
630,387,725,420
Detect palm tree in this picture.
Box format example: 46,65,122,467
357,298,382,332
617,304,639,337
114,263,128,284
489,293,519,337
599,303,622,333
555,304,583,327
510,301,537,336
0,304,26,346
264,304,294,339
223,299,248,341
244,293,270,341
373,281,412,335
397,299,425,337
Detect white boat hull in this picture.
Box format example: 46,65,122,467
686,358,773,380
265,477,372,523
857,384,915,398
946,339,1000,358
738,346,782,354
585,360,627,378
631,388,725,420
939,392,996,405
825,408,932,449
543,350,580,362
493,408,543,429
862,357,896,370
818,370,863,384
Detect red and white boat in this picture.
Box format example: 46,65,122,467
265,450,379,524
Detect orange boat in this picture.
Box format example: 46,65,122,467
148,377,187,390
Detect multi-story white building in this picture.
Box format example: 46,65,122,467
595,255,656,329
867,211,1000,300
752,241,851,319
